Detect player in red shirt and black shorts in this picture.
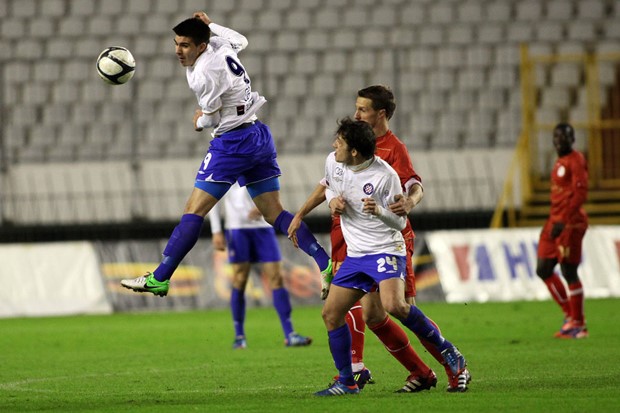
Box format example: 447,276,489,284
536,123,589,339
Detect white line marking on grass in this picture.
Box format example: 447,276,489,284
0,365,211,393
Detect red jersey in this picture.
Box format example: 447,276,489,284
375,130,421,237
549,150,588,225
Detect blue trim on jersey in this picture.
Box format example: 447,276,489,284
247,177,280,198
194,180,231,200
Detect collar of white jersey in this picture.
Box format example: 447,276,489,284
348,156,375,172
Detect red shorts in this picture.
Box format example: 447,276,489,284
537,220,587,265
331,217,416,298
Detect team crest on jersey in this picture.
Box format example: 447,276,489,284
333,166,344,182
557,165,566,177
363,183,375,195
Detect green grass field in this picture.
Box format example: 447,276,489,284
1,298,619,413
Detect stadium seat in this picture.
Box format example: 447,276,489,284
458,1,484,23
568,22,597,41
418,27,444,46
343,9,368,28
400,3,426,25
507,23,535,42
546,0,574,20
478,23,505,44
516,0,545,20
40,0,64,17
304,31,331,51
315,8,340,29
43,105,70,126
551,63,582,87
536,23,564,42
447,25,475,45
229,11,255,32
576,0,605,19
332,29,358,49
489,67,518,89
540,87,571,108
438,47,466,68
486,1,513,22
286,9,312,30
429,2,454,24
311,73,338,97
29,18,55,38
22,83,49,105
373,7,398,27
11,0,36,17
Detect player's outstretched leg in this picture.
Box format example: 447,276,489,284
399,305,470,391
120,272,169,297
121,213,204,296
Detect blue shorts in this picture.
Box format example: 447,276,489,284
225,227,282,264
332,254,407,293
195,121,281,187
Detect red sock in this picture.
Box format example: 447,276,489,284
345,302,365,366
568,281,585,325
369,316,431,376
544,273,571,318
416,317,452,378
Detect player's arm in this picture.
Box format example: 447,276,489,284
553,157,589,237
287,182,327,247
388,141,423,216
194,108,221,131
364,174,407,231
565,158,588,217
208,201,227,251
193,11,248,51
390,181,423,216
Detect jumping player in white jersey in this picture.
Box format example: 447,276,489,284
121,12,332,296
209,183,312,348
313,118,468,397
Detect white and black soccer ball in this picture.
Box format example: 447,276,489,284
96,46,136,85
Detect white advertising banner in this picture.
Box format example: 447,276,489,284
427,226,620,303
0,242,112,318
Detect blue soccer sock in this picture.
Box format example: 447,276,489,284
153,213,204,281
273,211,330,271
400,306,453,353
273,288,294,338
231,288,246,338
328,324,355,386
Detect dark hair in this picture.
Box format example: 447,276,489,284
357,85,396,120
173,18,211,46
554,122,575,140
336,117,376,159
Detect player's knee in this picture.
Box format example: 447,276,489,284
536,261,553,280
321,307,341,330
363,311,386,327
383,300,409,320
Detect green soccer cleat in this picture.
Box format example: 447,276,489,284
320,259,333,300
120,272,169,297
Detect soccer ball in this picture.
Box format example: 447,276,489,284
96,46,136,85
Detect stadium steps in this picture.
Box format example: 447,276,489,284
517,186,620,227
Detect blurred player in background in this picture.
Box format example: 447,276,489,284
121,11,332,296
209,183,312,349
312,118,468,396
289,86,470,392
536,123,589,339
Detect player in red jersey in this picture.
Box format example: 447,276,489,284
290,85,470,392
536,123,589,339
